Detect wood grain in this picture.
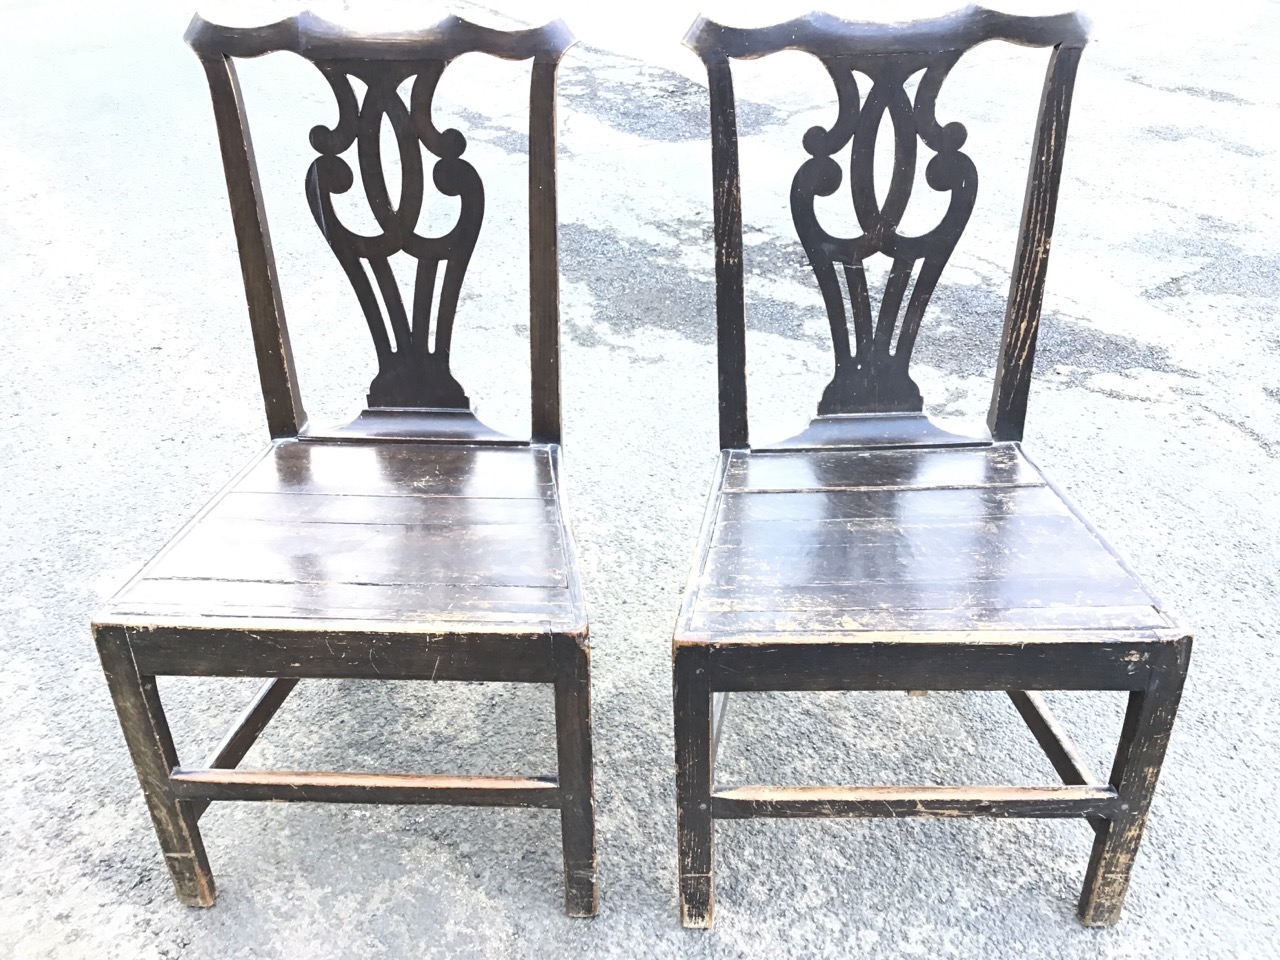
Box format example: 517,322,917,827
682,444,1167,639
529,60,564,444
712,784,1118,819
102,442,580,629
706,55,749,450
675,5,1188,931
989,44,1084,442
199,55,306,439
686,5,1087,449
96,11,593,917
171,769,561,807
721,446,1039,492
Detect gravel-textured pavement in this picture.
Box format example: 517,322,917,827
3,1,1279,957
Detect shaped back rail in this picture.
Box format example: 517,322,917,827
187,11,575,443
685,6,1089,448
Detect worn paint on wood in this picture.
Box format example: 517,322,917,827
93,11,596,918
685,5,1089,450
676,6,1191,931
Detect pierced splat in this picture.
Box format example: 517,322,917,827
186,11,573,442
792,55,977,416
306,60,481,410
685,7,1089,450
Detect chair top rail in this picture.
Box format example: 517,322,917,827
186,9,575,63
684,5,1089,61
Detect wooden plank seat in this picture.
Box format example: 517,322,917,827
674,6,1190,930
103,443,582,636
93,10,597,917
684,446,1170,639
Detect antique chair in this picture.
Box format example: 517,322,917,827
92,12,597,916
673,8,1191,927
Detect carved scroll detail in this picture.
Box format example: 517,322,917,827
791,54,977,415
306,60,481,409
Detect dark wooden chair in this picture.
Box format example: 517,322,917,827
674,7,1191,928
92,11,597,917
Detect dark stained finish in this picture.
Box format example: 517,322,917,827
198,55,306,438
185,10,574,61
684,3,1089,449
675,6,1191,930
688,447,1168,634
788,48,977,417
184,9,574,441
1008,690,1099,787
96,626,215,907
684,7,1088,59
93,11,597,918
712,784,1119,819
170,770,562,807
673,642,714,927
204,680,299,773
720,444,1038,491
529,60,565,444
126,625,557,683
764,411,988,450
300,408,521,444
190,677,299,821
305,54,484,410
989,43,1084,442
702,637,1179,693
705,56,749,450
554,632,599,916
1078,641,1189,925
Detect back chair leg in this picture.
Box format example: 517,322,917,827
1078,640,1191,926
553,635,598,917
673,644,714,928
94,626,215,907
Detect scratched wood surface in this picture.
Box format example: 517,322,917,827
674,5,1191,932
679,445,1171,638
685,5,1088,449
93,10,596,919
101,442,584,632
186,9,574,442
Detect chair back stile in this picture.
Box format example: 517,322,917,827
185,12,575,443
683,7,1089,449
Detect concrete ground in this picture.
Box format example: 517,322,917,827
2,0,1278,956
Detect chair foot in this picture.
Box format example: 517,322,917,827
680,876,714,928
95,626,216,907
1076,641,1189,926
563,861,598,918
554,635,598,917
165,851,218,908
1078,812,1150,926
674,644,714,928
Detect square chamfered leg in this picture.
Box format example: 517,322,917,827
672,633,1189,927
94,625,215,907
1078,638,1191,926
673,642,714,928
553,633,599,917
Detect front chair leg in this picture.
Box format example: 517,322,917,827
673,643,714,928
94,626,216,907
1078,639,1191,926
553,634,598,917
